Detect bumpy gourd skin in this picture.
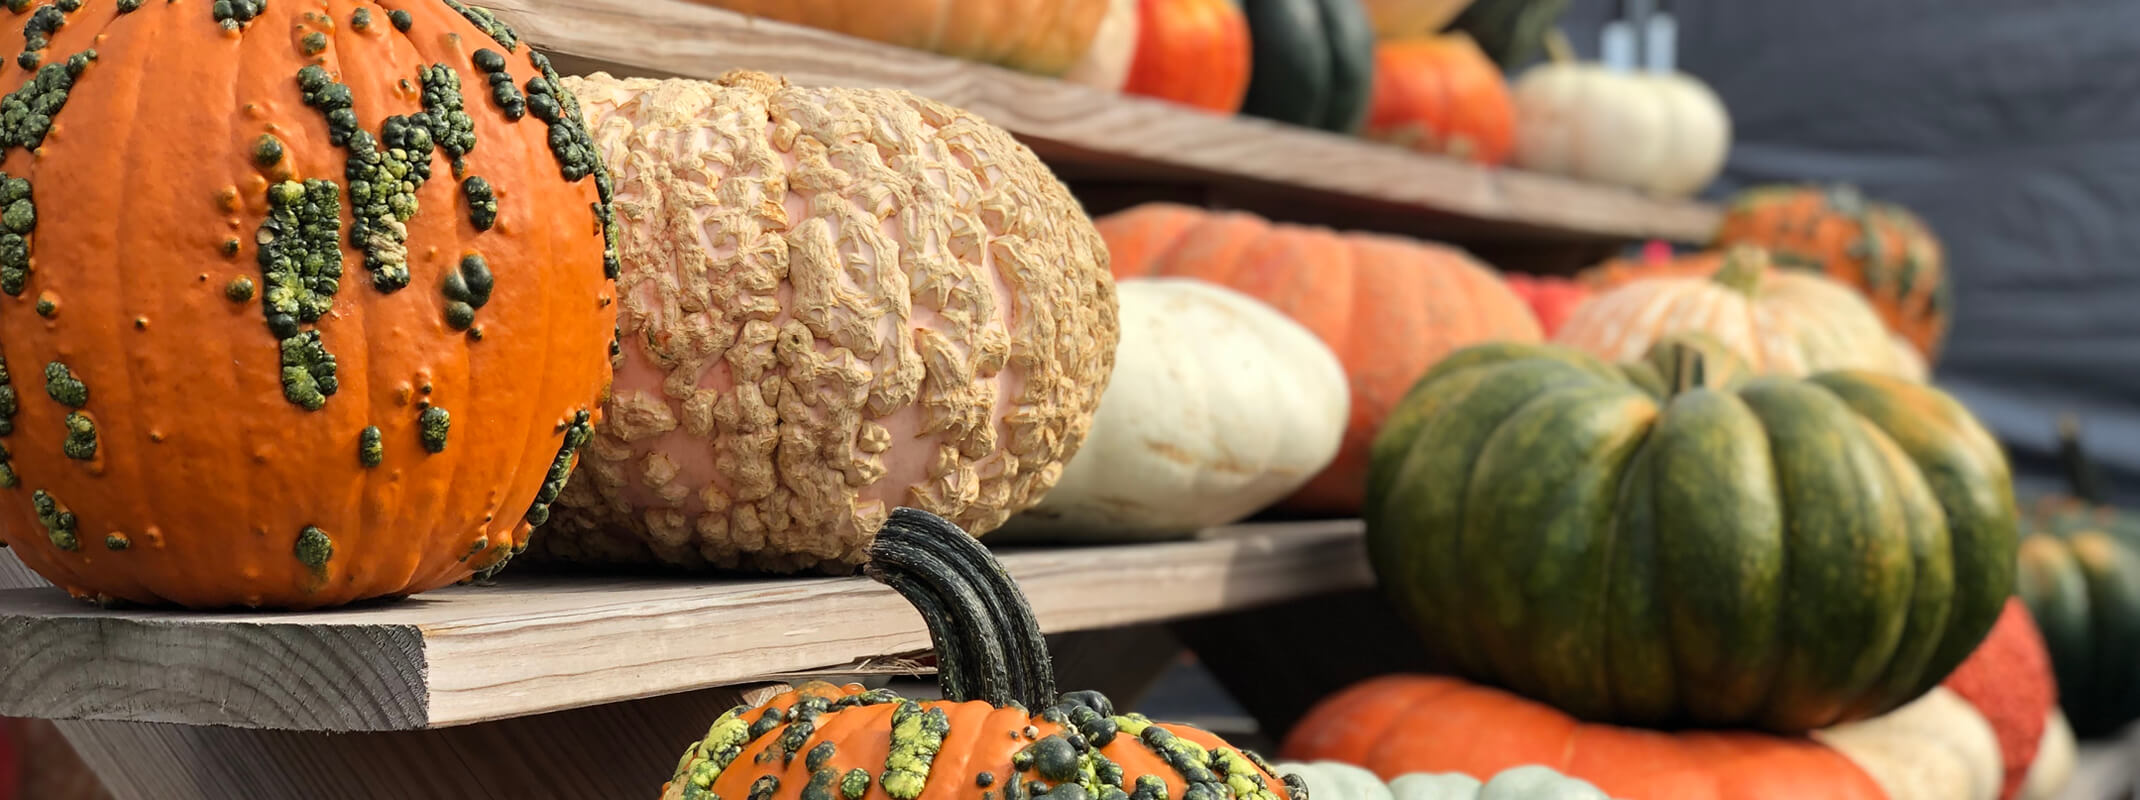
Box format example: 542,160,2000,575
664,682,1298,800
1366,341,2019,732
538,72,1116,573
0,0,617,609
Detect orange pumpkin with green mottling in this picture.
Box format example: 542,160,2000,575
664,509,1304,800
0,0,617,609
1711,184,1952,361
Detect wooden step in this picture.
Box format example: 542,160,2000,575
0,520,1367,732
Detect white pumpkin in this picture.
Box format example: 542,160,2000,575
995,279,1347,541
1276,760,1619,800
1064,0,1140,91
1811,687,2004,800
1510,62,1731,198
2018,710,2076,800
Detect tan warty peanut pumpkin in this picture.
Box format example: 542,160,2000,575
539,72,1117,573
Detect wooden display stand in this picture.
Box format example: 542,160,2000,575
0,2,1744,797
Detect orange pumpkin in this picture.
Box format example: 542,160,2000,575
1499,273,1590,337
1556,246,1929,380
0,0,617,609
662,509,1305,800
1364,34,1514,165
699,0,1113,77
1096,203,1540,514
1284,675,1888,800
1282,606,2073,800
1712,184,1951,361
1122,0,1253,113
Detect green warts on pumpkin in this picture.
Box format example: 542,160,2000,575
16,3,63,70
440,0,516,50
212,0,266,30
31,488,73,550
418,405,450,453
441,252,492,329
60,410,94,460
461,175,497,230
349,6,370,32
0,355,15,437
882,701,951,800
0,48,93,296
471,48,524,120
524,409,592,527
294,524,333,569
358,424,382,467
257,179,343,410
42,360,84,407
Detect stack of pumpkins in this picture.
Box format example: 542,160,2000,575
0,0,1122,600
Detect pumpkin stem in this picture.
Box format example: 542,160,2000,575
866,508,1057,709
1674,343,1706,395
1543,28,1576,65
2057,414,2108,506
1710,245,1770,296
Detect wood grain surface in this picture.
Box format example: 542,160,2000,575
0,520,1369,731
480,0,1719,244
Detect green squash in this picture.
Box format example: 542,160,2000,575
1447,0,1570,70
1239,0,1375,133
2016,418,2140,738
1365,340,2019,733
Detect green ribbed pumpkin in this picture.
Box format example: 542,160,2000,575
1364,338,2019,733
2016,417,2140,738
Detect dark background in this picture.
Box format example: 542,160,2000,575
1556,0,2140,505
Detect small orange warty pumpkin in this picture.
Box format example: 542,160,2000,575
663,508,1306,800
0,0,618,608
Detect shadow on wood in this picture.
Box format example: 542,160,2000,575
1170,589,1435,743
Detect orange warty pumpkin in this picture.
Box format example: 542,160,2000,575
0,0,617,609
1122,0,1253,113
1711,184,1951,361
698,0,1114,77
1364,34,1514,165
663,509,1306,800
1096,203,1540,514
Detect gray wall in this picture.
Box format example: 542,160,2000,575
1558,0,2140,503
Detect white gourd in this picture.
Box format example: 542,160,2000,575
2018,710,2076,800
1064,0,1140,91
1810,687,2003,800
1275,761,1621,800
997,279,1348,541
1510,62,1731,199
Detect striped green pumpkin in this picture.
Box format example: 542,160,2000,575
1365,339,2019,733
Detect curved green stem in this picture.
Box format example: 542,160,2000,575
1710,245,1769,296
866,507,1057,709
2058,413,2107,505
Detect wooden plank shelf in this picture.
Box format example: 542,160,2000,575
0,519,1367,733
476,0,1721,246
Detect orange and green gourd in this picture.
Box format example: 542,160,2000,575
663,508,1307,800
1711,184,1951,361
0,0,618,609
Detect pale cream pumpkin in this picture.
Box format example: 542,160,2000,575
540,72,1118,572
1554,246,1927,380
997,279,1348,541
1510,61,1731,198
1064,0,1141,90
700,0,1113,76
